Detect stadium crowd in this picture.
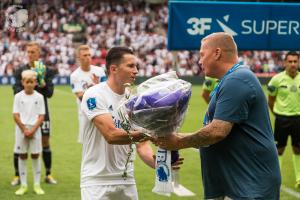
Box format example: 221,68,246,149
0,0,292,77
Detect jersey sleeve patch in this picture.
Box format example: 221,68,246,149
87,98,96,110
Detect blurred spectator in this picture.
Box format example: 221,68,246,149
0,0,297,77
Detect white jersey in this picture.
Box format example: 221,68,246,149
13,90,45,125
80,82,135,188
70,65,106,143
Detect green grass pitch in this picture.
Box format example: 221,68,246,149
0,85,298,199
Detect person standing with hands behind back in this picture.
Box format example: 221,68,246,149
13,70,45,195
268,51,300,188
12,41,57,186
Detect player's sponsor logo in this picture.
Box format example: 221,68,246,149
87,98,96,110
112,116,121,128
100,76,107,82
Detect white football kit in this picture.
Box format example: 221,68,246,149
13,90,45,154
80,82,137,199
70,65,106,143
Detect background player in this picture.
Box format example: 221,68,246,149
70,45,106,143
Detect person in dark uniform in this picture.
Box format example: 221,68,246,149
11,41,57,185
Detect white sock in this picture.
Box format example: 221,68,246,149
32,157,41,185
18,158,27,186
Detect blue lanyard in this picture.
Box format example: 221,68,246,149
210,63,242,98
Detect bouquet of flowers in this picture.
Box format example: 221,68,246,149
119,71,192,137
118,71,192,196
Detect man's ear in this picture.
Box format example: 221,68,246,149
110,64,118,74
215,48,221,60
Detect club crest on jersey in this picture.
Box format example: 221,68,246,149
87,98,96,110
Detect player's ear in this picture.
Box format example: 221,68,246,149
110,64,118,74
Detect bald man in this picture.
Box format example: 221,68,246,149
156,32,281,200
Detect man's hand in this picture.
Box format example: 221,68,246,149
153,133,182,150
91,73,99,85
152,155,184,170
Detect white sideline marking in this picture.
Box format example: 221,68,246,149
281,185,300,199
173,183,195,197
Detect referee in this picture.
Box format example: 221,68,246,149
268,51,300,188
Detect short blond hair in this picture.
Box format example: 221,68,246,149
76,45,90,57
21,70,37,80
26,41,40,49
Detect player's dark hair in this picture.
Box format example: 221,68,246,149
105,46,134,75
285,51,299,60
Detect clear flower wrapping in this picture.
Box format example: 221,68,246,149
118,71,192,137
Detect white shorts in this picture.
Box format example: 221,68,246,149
14,126,42,154
81,184,138,200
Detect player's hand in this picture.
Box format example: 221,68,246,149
152,155,184,170
23,129,33,138
171,157,184,170
91,73,99,85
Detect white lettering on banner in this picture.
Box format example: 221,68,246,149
242,20,300,35
187,17,212,35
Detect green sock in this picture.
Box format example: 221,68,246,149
278,156,283,169
293,155,300,182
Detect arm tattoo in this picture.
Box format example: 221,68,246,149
183,119,233,148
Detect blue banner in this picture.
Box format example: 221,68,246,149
168,1,300,50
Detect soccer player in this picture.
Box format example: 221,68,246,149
80,46,156,200
156,32,281,199
12,41,57,185
201,76,218,104
267,51,300,188
70,45,106,143
13,70,45,195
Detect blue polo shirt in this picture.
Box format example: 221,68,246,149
201,66,281,199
